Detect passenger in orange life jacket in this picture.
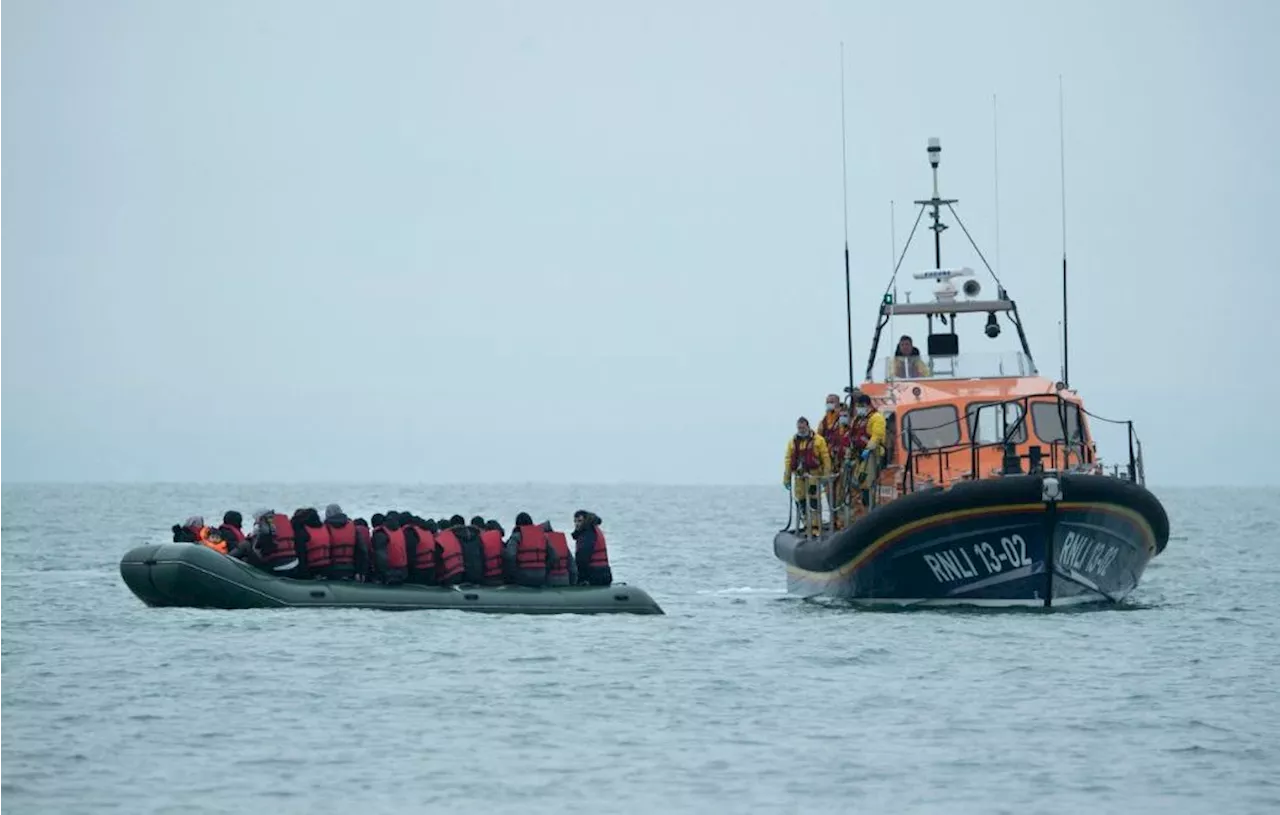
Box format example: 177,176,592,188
544,522,577,587
572,510,612,586
369,512,408,585
249,508,302,576
322,503,358,580
404,516,437,585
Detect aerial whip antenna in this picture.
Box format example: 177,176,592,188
1059,75,1070,388
992,93,1002,278
889,200,897,369
840,42,854,398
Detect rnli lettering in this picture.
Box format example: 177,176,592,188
1058,531,1118,579
923,535,1033,584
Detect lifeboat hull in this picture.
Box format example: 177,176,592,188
120,544,663,615
773,473,1169,608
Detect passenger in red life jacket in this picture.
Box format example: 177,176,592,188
405,516,437,585
544,523,577,587
300,507,332,579
502,512,533,581
248,508,301,576
322,503,358,581
369,512,408,585
572,510,612,586
478,521,507,586
505,513,559,588
352,518,372,582
433,520,467,586
218,511,246,547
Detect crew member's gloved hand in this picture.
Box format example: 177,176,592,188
860,448,872,460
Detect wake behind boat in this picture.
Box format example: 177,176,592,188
772,137,1170,608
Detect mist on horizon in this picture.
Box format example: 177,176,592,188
4,0,1276,486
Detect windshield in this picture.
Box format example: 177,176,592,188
901,405,961,450
967,401,1028,445
1030,401,1084,444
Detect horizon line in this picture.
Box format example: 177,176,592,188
1,479,1274,491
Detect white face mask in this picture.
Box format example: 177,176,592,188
856,406,869,417
838,416,850,426
826,402,838,412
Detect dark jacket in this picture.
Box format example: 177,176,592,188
572,524,612,586
371,526,407,585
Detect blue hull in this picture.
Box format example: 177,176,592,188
773,473,1169,608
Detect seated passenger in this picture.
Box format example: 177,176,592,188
891,334,931,378
509,516,556,588
218,512,247,549
249,509,302,576
300,507,331,579
544,523,577,587
323,504,358,581
352,518,372,582
401,516,427,584
503,512,535,581
171,516,205,543
572,510,612,586
433,520,466,586
477,521,506,586
457,518,487,585
370,512,408,585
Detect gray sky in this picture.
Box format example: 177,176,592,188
4,0,1276,485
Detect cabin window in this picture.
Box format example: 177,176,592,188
901,405,961,450
966,401,1028,445
1030,402,1084,444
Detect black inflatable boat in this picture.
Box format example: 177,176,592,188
120,543,664,615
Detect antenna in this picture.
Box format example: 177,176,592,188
890,199,897,359
1059,75,1070,388
840,43,854,397
992,93,1002,278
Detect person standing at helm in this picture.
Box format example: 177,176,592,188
783,417,832,535
850,393,887,514
891,335,931,378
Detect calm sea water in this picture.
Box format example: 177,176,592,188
2,483,1278,814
